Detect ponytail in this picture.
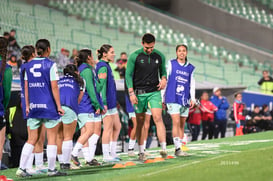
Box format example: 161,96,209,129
97,44,112,60
63,64,84,87
21,45,35,62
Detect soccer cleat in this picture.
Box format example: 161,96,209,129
86,159,101,166
16,168,32,177
48,169,67,176
175,148,188,157
71,155,81,167
128,149,135,157
60,163,71,170
138,153,147,161
159,150,168,159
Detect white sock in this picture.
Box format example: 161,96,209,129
71,142,83,157
57,154,64,164
62,140,73,164
82,147,91,162
0,160,1,168
26,153,34,169
128,139,136,150
35,152,44,168
173,137,180,150
47,145,57,171
110,141,117,158
160,142,166,151
179,139,183,147
88,134,99,160
19,143,34,169
139,145,145,154
102,144,110,159
144,140,147,150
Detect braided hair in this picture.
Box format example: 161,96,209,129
0,37,8,85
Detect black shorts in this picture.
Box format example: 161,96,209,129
0,116,6,131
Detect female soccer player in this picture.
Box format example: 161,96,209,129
0,37,12,170
164,44,195,156
96,44,121,162
71,49,104,166
56,64,84,169
16,39,66,177
20,45,47,174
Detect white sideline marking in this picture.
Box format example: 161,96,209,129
142,155,226,177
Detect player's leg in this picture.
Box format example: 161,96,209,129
135,112,146,160
72,121,94,164
34,125,46,172
61,107,77,169
148,92,167,158
128,114,137,156
46,120,66,176
88,118,101,166
56,123,64,166
102,114,114,161
16,119,41,177
0,124,6,170
110,111,121,159
143,110,151,151
213,121,220,139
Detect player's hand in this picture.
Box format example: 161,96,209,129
98,73,107,79
189,100,195,109
162,102,166,110
58,107,65,116
95,108,100,115
130,94,138,105
157,78,167,90
26,106,29,116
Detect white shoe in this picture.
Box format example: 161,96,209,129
16,168,32,177
175,149,189,157
128,150,136,157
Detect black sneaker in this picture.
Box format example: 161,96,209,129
71,155,81,166
60,163,71,170
48,169,67,176
86,159,101,166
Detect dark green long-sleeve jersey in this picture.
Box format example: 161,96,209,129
125,48,167,92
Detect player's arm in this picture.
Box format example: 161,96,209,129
96,67,108,107
3,67,12,109
50,63,64,115
78,80,85,104
82,69,104,110
125,53,137,92
158,53,167,90
190,70,196,108
125,53,138,104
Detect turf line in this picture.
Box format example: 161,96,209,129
142,145,273,177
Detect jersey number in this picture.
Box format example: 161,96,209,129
30,64,42,77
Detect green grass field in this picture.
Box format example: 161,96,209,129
1,131,273,181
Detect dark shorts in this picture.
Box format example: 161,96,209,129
0,116,6,131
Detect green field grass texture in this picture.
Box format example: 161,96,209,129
1,131,273,181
